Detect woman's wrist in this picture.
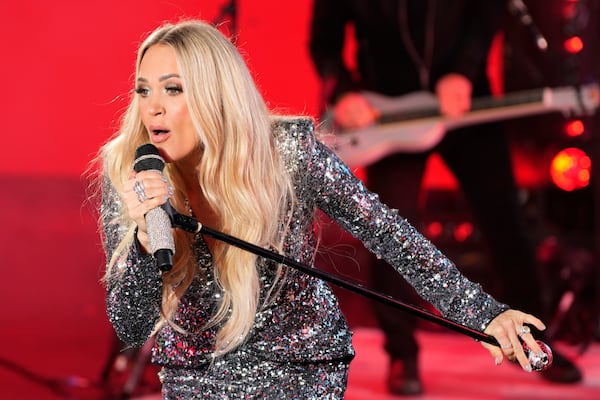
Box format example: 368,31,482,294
134,227,151,254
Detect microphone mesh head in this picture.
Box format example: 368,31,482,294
134,143,165,172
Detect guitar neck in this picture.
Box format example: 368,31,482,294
323,84,599,168
378,88,545,125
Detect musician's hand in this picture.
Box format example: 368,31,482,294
122,170,172,252
333,92,379,129
481,309,546,372
435,73,472,117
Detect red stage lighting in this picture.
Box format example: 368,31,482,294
562,1,579,20
424,221,443,240
564,119,585,137
564,36,584,53
550,147,591,191
453,221,474,243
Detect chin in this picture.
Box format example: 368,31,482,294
155,147,174,163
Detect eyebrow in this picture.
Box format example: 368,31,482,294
136,73,181,83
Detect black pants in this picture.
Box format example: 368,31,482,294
367,122,544,360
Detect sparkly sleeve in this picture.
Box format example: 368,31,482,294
101,178,163,347
304,136,509,332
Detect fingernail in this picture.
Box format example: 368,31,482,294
495,357,501,365
523,364,532,373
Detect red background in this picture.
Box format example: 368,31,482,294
0,1,321,177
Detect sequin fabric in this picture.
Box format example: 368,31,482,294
102,117,508,398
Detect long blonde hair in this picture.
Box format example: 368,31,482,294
100,20,295,355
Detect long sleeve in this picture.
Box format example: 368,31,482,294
101,178,163,347
286,121,509,332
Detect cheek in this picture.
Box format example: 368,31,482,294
174,107,197,141
138,104,151,130
173,106,190,125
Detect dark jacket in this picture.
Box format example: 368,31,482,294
309,0,505,102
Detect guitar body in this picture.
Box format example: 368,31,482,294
318,83,600,168
318,118,446,168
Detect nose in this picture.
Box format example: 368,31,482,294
147,95,165,116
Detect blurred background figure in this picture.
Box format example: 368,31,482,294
309,0,586,395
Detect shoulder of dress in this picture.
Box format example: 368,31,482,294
271,116,315,142
271,116,316,175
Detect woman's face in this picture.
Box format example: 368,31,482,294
136,44,199,164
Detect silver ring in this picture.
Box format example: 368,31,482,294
501,343,513,350
133,180,148,202
517,325,531,338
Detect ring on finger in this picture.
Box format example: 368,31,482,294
133,180,148,202
517,325,531,338
501,343,513,350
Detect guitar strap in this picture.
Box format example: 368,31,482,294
398,0,437,90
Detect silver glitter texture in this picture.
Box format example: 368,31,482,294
102,117,508,397
146,207,176,254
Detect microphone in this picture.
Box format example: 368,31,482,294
509,0,548,52
133,144,175,272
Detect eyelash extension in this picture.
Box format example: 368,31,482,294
133,85,182,96
166,85,183,94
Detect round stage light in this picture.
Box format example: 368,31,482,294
549,147,591,191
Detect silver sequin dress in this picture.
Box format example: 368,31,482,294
102,117,508,399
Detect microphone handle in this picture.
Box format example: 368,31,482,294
146,206,175,271
132,144,176,272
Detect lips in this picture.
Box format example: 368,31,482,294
148,126,171,143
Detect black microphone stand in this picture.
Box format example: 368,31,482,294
168,211,499,346
190,221,553,370
213,0,238,37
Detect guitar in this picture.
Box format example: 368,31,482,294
317,83,600,168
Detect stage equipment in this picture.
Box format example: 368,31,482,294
318,83,599,168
